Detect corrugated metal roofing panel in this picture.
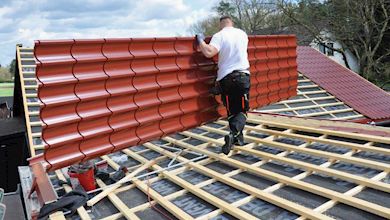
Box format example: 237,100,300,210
297,46,390,120
35,35,298,171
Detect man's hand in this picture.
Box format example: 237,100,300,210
196,34,218,58
196,34,205,45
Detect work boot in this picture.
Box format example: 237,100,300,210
222,133,234,155
235,132,245,146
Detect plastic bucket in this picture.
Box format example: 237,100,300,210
68,167,96,191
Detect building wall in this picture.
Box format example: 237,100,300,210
309,32,360,73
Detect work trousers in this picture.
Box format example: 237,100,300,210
219,71,250,137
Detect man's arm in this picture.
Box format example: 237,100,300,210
199,41,219,58
196,34,219,58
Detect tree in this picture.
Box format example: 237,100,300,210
9,59,16,76
190,0,390,87
189,0,282,35
278,0,390,85
328,0,390,83
189,16,220,36
0,67,12,82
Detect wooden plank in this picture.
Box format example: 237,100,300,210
20,48,33,51
99,213,123,220
116,126,321,219
163,136,390,218
279,96,336,104
21,64,36,68
132,178,194,220
202,124,390,192
27,102,40,106
247,117,390,144
96,179,141,220
21,58,35,61
30,121,42,126
338,114,366,120
218,121,390,155
260,102,346,112
122,142,228,215
144,143,333,220
311,171,389,216
33,144,44,150
55,170,91,220
26,93,37,98
22,71,36,75
183,129,389,172
297,90,328,95
123,149,258,220
23,78,37,82
303,108,355,117
297,84,322,89
24,85,37,90
87,160,155,206
102,144,218,216
28,111,40,116
248,114,390,133
16,46,35,157
49,211,66,220
238,146,390,192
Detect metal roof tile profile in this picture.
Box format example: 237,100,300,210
297,46,390,121
255,73,366,120
34,35,298,171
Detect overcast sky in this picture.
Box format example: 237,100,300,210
0,0,219,66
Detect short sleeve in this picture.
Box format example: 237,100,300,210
209,32,222,52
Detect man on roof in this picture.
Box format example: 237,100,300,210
196,15,251,155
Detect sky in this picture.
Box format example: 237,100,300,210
0,0,219,66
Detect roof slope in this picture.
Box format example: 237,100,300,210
43,113,390,220
256,73,366,120
297,46,390,120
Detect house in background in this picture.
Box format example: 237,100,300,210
310,31,360,73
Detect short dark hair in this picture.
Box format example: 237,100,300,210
220,15,232,22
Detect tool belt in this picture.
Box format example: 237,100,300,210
219,69,251,115
222,69,250,80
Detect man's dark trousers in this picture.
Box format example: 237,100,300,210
219,71,250,145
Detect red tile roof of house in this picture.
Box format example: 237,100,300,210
297,46,390,121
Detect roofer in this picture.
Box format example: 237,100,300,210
196,15,250,155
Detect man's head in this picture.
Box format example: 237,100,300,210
219,15,233,29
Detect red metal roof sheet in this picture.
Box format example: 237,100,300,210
35,35,297,171
297,46,390,120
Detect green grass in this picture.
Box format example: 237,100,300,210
0,83,14,97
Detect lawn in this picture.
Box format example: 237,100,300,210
0,83,14,97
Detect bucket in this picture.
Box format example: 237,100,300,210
68,163,96,191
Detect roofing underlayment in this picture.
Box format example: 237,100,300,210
33,36,297,171
21,113,390,220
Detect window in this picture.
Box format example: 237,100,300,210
319,44,326,54
326,43,334,56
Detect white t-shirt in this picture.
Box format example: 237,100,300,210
209,26,250,81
